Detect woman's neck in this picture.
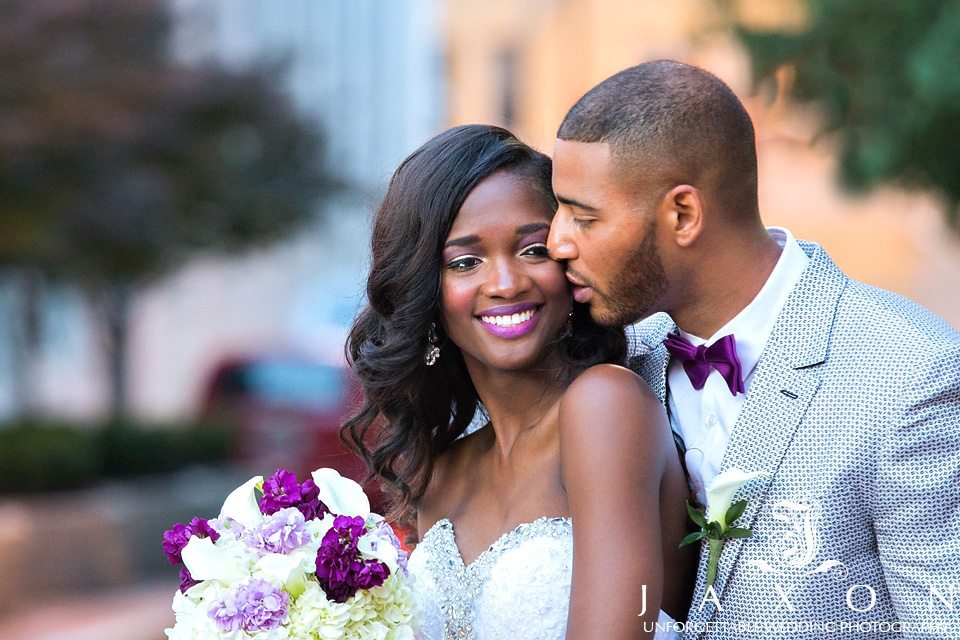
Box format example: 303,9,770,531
466,353,572,459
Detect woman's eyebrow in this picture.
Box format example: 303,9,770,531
516,222,550,235
444,234,480,248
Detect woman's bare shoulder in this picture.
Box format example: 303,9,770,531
562,363,660,410
558,363,669,459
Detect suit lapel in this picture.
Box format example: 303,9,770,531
628,311,676,405
686,243,848,629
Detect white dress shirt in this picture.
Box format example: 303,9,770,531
668,227,809,503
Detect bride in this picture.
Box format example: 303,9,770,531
342,124,694,639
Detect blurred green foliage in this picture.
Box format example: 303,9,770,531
0,0,330,279
0,420,231,493
736,0,960,228
0,0,334,415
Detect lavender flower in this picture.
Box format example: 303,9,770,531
315,515,390,603
162,517,220,565
243,507,311,555
370,517,409,573
208,516,245,540
208,578,289,633
259,469,304,515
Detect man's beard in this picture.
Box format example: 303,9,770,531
592,223,667,327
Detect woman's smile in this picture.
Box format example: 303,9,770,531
477,302,542,338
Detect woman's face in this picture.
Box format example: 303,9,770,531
440,169,571,374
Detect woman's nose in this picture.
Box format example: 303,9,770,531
481,258,529,299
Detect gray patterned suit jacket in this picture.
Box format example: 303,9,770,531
629,241,960,639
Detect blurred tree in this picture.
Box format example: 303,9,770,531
735,0,960,229
0,0,331,417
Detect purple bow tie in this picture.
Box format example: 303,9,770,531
663,332,745,396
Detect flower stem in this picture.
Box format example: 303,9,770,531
706,538,724,589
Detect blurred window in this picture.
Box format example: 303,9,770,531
243,361,345,410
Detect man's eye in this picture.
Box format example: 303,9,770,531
573,218,594,228
446,256,481,271
520,242,549,257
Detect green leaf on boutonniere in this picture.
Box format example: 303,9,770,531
707,521,723,538
725,527,753,538
679,530,707,548
725,499,747,526
686,500,708,529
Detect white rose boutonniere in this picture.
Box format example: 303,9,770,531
680,469,766,589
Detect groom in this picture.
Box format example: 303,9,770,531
547,60,960,638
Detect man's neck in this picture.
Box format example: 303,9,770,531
672,231,783,338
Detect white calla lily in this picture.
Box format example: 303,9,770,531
219,474,264,529
705,469,766,528
311,467,370,517
181,536,247,584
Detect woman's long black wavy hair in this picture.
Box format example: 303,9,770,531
341,124,626,528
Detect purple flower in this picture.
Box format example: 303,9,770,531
208,578,289,634
259,469,330,520
314,515,390,603
297,478,330,521
162,517,220,565
178,565,200,593
243,507,311,555
259,469,304,515
354,559,390,590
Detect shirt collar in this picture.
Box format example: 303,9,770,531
677,226,809,381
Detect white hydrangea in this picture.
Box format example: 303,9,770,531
287,581,354,640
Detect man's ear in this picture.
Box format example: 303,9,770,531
658,184,703,247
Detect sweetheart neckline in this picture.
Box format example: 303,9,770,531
423,515,572,569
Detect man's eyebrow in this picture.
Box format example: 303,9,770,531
556,195,597,212
444,234,480,248
516,222,551,235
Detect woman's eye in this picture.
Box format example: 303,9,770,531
520,242,549,257
446,256,481,272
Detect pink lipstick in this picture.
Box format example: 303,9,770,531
477,302,541,339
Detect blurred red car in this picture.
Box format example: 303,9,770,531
199,354,383,508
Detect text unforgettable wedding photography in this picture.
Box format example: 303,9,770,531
0,1,957,639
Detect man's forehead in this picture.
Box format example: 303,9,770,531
552,138,624,205
552,138,615,171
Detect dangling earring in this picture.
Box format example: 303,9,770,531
561,310,573,339
425,322,441,366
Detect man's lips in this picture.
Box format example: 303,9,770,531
565,273,594,304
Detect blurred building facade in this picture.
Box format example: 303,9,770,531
128,0,445,420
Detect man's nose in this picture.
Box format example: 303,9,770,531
547,216,577,261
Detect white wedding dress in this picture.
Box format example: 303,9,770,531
407,516,680,640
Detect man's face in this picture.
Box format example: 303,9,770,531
548,139,668,327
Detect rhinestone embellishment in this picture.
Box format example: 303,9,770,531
422,516,572,640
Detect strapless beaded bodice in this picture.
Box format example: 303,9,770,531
407,516,678,640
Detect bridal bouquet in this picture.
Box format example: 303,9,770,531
162,467,420,640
